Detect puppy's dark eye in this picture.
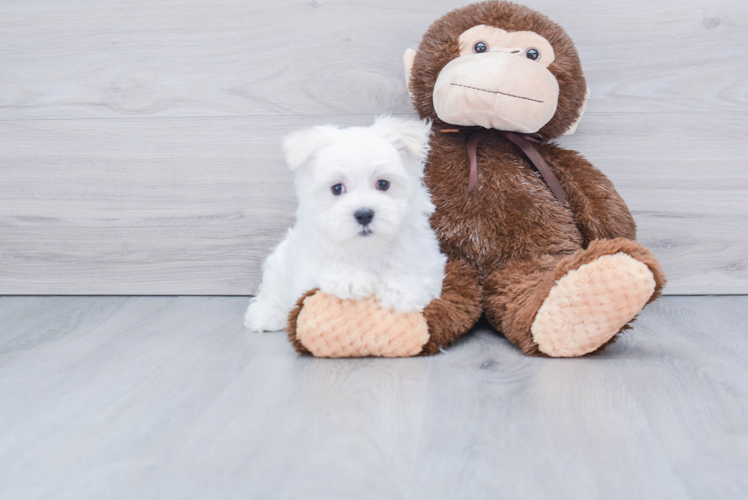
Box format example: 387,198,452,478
525,48,540,60
331,184,346,196
474,41,488,53
376,180,390,191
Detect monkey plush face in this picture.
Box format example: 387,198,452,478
433,25,559,132
404,1,589,139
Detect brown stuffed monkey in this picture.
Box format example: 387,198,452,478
288,0,665,358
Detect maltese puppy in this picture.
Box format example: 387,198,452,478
244,116,446,332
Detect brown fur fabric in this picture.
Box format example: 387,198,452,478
409,1,666,355
410,0,587,140
421,259,483,355
286,289,318,355
482,238,666,356
288,1,665,357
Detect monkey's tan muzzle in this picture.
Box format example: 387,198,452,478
433,53,559,133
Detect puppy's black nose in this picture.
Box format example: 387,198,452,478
354,208,375,226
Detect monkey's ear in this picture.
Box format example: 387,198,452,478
282,125,338,170
563,86,590,136
403,48,417,97
372,116,431,160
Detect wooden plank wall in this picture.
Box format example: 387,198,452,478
1,0,746,295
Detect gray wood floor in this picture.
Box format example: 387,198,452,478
1,296,746,499
2,0,747,295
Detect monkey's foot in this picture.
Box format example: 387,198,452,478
288,290,429,358
531,252,656,357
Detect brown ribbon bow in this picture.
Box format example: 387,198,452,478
460,128,567,205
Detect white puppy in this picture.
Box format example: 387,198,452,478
244,116,446,332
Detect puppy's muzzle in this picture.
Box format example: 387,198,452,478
354,208,375,226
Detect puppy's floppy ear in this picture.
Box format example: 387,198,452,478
282,125,338,170
371,116,431,160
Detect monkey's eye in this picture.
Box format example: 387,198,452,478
525,48,540,61
376,180,390,191
473,41,488,53
331,184,346,196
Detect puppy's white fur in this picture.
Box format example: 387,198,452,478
244,116,446,332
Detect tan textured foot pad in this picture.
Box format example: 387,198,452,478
532,253,656,357
296,291,429,358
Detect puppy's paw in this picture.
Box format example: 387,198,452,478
375,281,430,313
244,297,286,332
320,271,376,301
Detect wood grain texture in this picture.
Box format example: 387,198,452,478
1,0,746,118
1,113,745,294
0,295,746,499
0,0,746,294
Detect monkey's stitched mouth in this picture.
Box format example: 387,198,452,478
450,83,544,103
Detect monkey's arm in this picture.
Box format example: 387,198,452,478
544,144,636,246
